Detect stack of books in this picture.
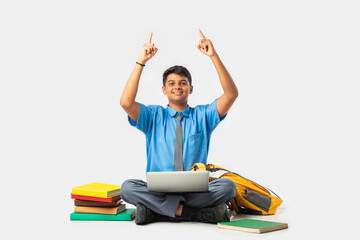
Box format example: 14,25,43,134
70,182,135,221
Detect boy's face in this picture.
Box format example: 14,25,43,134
162,73,193,105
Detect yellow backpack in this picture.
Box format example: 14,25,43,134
190,163,283,215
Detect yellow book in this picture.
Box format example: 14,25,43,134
72,182,121,198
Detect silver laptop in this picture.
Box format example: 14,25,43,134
147,171,209,192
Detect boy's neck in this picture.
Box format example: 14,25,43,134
168,102,188,112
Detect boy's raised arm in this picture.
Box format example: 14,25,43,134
120,32,158,122
197,29,238,119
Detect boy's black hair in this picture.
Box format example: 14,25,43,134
162,65,192,86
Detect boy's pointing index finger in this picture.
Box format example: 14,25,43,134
148,32,153,43
199,29,206,39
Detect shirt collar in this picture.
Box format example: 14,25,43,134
167,105,190,117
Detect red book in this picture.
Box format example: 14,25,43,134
71,193,121,203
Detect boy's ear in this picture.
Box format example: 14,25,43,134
162,86,166,95
190,85,193,94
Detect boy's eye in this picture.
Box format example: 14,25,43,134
181,82,187,85
169,83,174,85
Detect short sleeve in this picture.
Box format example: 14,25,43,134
205,98,227,132
127,102,153,135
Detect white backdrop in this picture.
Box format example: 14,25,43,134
1,0,359,239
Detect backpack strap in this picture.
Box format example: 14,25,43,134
239,208,263,215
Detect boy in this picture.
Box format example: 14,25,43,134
120,30,239,225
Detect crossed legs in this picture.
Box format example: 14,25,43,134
120,178,236,218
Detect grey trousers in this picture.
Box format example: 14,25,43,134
120,178,237,217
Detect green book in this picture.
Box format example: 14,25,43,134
70,209,135,221
218,218,288,234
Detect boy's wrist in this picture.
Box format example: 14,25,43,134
209,53,220,63
209,52,219,59
137,58,147,65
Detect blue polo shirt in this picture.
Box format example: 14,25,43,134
128,98,226,172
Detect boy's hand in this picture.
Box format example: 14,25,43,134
197,29,217,57
138,32,158,64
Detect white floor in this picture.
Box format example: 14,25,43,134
62,205,355,240
0,199,356,240
63,206,294,240
66,207,291,240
